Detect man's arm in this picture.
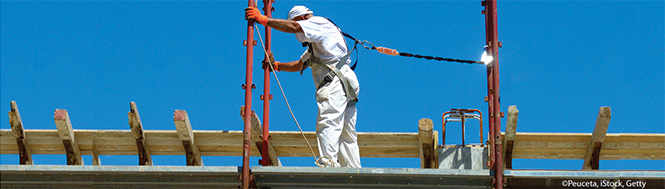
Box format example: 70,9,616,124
275,59,304,72
245,7,303,33
266,18,303,33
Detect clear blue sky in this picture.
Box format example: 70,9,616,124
1,1,663,170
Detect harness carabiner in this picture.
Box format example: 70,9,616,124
360,40,376,50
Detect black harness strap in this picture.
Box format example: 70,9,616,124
324,17,360,70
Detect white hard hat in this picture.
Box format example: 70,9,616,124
287,5,313,20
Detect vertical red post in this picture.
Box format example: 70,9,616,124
261,0,273,166
484,0,502,188
242,0,255,188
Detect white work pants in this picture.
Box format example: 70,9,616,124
315,67,360,168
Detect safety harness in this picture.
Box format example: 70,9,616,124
300,17,360,103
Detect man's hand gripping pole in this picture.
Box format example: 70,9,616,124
245,7,268,25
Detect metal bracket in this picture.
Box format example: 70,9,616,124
242,84,257,89
260,94,273,100
442,109,484,146
243,40,257,46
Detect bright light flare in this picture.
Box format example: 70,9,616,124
481,50,494,65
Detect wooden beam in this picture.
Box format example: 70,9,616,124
128,102,152,165
252,113,281,166
2,129,661,160
92,136,101,166
418,118,436,168
583,107,611,170
54,109,83,165
432,130,439,168
173,110,203,166
8,101,32,165
241,106,281,166
504,132,664,160
503,105,518,169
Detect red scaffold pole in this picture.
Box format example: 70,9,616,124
261,0,273,166
242,0,255,188
484,0,503,188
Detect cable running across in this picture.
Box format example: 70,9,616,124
359,40,484,64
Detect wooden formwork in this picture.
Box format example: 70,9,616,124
2,102,663,168
2,101,439,167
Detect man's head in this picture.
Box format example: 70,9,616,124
287,6,313,21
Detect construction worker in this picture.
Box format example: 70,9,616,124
245,5,361,168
